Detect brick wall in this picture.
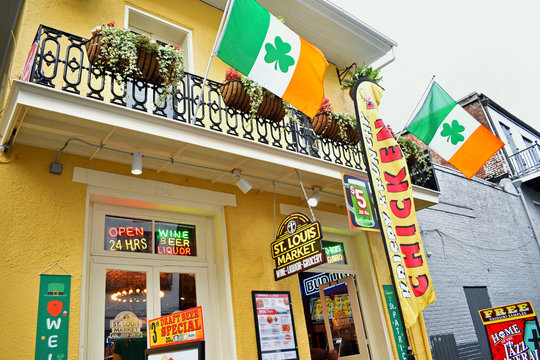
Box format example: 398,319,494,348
417,165,540,347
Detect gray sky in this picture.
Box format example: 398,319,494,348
332,0,540,133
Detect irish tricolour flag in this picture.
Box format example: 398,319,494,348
407,82,504,179
216,0,328,119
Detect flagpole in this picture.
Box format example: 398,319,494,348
395,75,435,142
190,0,234,125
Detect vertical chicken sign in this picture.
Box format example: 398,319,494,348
353,79,436,328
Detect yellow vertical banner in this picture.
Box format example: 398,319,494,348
353,79,436,328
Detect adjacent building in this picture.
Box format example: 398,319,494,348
403,93,540,359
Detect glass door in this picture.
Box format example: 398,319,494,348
318,276,370,359
88,263,209,360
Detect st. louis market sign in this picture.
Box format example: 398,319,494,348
272,212,326,281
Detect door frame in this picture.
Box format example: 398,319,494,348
318,276,370,359
87,262,210,360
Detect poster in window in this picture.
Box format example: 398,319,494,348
252,291,299,360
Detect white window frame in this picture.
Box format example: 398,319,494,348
124,6,194,73
76,167,237,360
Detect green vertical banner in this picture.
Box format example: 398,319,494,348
383,285,408,360
35,274,71,360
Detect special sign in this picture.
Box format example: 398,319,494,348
479,302,540,360
272,213,326,281
148,306,204,349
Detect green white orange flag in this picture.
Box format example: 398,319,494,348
407,82,504,179
216,0,328,118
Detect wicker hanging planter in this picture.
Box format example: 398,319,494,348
310,113,340,140
85,31,179,87
220,80,285,122
338,124,361,145
86,34,116,71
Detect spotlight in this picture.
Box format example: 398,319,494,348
232,168,252,194
131,152,142,175
308,186,321,207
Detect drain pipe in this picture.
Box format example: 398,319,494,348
513,179,540,249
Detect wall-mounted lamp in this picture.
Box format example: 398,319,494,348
232,168,252,194
307,186,321,207
131,152,143,175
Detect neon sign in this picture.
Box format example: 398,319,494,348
155,221,196,257
105,216,152,253
322,241,347,265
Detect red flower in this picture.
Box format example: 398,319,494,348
225,67,242,81
174,45,180,51
106,22,115,27
316,97,333,116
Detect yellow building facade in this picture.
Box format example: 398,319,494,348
0,0,439,359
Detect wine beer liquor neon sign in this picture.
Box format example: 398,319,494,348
105,216,196,256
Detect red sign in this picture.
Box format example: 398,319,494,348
479,302,540,359
148,306,204,349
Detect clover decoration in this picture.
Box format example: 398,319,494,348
441,119,465,145
264,36,295,73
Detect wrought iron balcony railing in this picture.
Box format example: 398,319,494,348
509,144,540,178
23,25,438,191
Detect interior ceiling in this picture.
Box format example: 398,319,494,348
200,0,396,68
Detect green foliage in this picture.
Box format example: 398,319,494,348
226,68,293,122
315,97,357,141
330,112,357,139
91,23,184,102
397,137,432,180
341,65,382,90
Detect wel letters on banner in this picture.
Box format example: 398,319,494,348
353,79,436,328
35,274,71,360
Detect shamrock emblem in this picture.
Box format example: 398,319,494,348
264,36,295,73
440,119,465,145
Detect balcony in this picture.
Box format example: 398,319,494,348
1,25,439,207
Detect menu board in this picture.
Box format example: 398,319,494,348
252,292,299,360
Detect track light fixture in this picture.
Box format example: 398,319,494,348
131,152,143,175
232,168,252,194
307,186,321,207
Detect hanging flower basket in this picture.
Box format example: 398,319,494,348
85,23,183,90
310,113,340,140
338,124,361,145
219,80,285,122
310,97,359,144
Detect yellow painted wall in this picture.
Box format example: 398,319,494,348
1,149,434,359
0,144,345,359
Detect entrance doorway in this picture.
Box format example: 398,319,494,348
87,263,209,359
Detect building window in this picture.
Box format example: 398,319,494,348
125,7,193,116
126,7,193,72
87,203,211,360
